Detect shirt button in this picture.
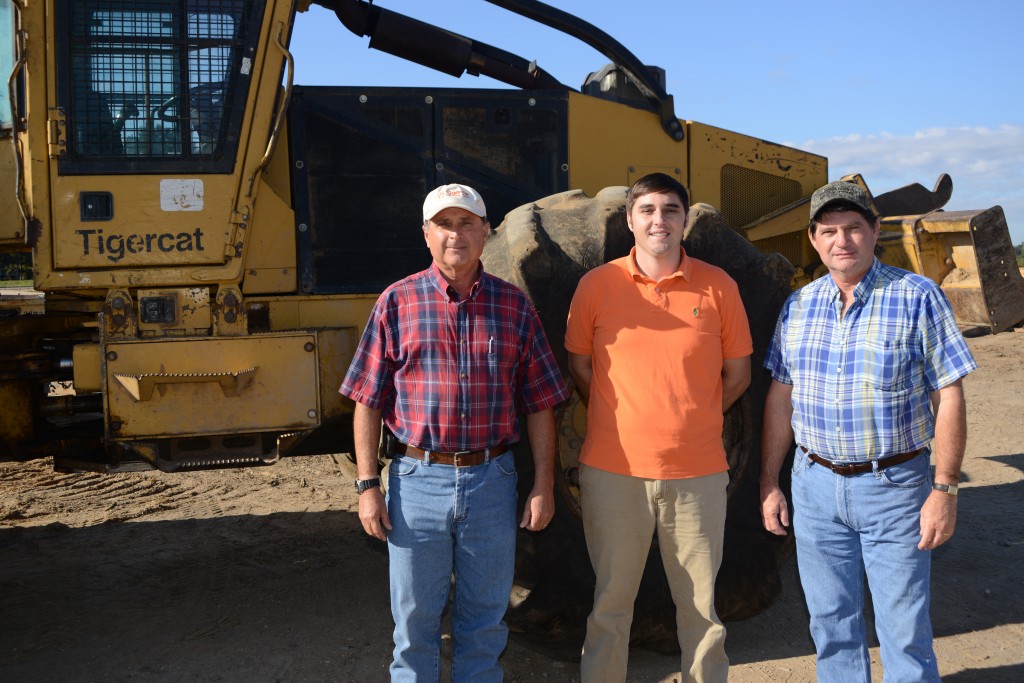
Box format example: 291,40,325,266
460,412,466,420
837,368,842,374
460,372,466,379
655,287,661,293
835,426,841,432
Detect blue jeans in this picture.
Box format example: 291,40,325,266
791,446,939,683
386,450,518,683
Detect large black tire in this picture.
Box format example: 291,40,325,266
481,188,796,658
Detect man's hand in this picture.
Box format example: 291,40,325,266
523,408,557,531
358,488,392,541
519,486,555,531
920,379,965,551
760,484,790,536
760,380,794,537
918,489,957,550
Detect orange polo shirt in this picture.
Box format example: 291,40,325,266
565,248,752,479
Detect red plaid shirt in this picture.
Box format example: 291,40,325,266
340,263,569,452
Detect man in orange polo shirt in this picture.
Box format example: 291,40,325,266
565,173,752,683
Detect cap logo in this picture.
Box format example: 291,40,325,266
423,183,487,221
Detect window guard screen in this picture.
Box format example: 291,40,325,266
56,0,264,174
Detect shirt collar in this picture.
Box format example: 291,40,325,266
822,257,882,304
626,246,691,283
427,261,486,301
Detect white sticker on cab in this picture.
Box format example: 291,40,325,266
160,179,205,212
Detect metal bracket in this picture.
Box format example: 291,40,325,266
47,108,67,158
102,289,137,340
113,367,258,401
214,286,247,336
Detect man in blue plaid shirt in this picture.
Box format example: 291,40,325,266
759,180,977,682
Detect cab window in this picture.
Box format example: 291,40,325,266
56,0,265,174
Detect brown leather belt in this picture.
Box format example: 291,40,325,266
800,446,923,475
393,441,514,467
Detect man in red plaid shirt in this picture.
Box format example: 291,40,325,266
340,183,569,682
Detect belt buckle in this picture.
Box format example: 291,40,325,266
453,450,472,467
835,462,857,475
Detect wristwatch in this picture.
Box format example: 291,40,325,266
354,478,381,495
932,482,959,496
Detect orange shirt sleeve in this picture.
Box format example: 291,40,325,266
716,272,753,359
565,271,597,356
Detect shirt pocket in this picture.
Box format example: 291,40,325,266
485,334,519,377
862,339,914,392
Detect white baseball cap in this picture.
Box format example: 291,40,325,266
422,184,487,222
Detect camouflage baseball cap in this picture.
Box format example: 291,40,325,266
809,181,874,222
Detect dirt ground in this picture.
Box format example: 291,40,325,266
2,331,1023,682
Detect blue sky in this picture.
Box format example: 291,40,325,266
290,0,1024,244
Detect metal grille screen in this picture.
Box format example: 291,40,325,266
290,88,568,294
720,163,802,232
752,233,804,268
441,105,562,192
59,0,261,172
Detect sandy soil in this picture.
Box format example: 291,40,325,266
2,331,1023,682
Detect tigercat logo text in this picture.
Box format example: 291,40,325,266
75,228,206,263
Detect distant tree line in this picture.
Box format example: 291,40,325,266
0,251,32,281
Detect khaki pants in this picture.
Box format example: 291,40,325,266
580,466,729,683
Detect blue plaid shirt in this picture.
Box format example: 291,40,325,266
763,259,976,461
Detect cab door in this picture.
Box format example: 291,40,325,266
44,0,275,280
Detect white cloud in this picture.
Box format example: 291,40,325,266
797,125,1024,245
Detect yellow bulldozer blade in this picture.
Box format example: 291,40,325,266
879,206,1024,334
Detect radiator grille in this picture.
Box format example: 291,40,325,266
720,163,802,231
752,233,804,268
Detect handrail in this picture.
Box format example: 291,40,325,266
246,21,294,198
8,0,30,225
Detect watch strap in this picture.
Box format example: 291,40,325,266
932,482,958,496
355,477,381,494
